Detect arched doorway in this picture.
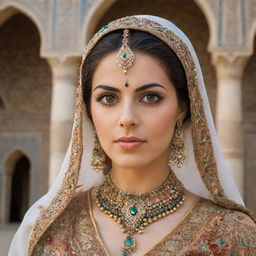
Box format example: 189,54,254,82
2,149,30,223
9,155,30,222
0,11,52,212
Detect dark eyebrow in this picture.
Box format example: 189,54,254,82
135,83,167,92
93,83,167,93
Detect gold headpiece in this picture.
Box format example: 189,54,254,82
116,29,135,74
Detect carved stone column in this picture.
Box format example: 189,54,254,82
47,57,80,186
213,54,248,196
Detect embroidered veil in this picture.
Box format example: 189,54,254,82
8,15,255,256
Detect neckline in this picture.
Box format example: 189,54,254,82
88,188,202,256
106,169,181,198
88,189,110,256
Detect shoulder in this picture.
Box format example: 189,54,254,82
215,206,256,241
66,189,91,212
47,189,91,221
194,198,256,252
33,190,92,255
198,198,256,230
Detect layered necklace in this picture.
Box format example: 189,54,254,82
95,170,185,256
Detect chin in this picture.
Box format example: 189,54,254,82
112,155,155,169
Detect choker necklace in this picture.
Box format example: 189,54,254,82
95,170,185,256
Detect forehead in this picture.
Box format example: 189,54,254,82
92,51,173,90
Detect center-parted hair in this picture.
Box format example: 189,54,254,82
81,29,190,122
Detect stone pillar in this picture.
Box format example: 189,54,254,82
213,54,248,196
47,57,80,186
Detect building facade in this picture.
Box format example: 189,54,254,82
0,0,256,254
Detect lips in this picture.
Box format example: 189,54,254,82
115,136,146,150
115,136,146,142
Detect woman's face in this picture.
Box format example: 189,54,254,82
91,51,184,169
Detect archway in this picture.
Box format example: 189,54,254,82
2,149,30,223
0,95,5,110
0,12,51,206
0,6,17,26
85,0,216,117
0,4,45,54
9,155,30,222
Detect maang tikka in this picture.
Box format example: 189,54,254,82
116,29,135,87
168,120,186,168
90,131,105,172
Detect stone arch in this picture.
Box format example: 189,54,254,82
83,0,216,46
0,12,52,114
83,0,217,116
247,19,256,54
2,148,31,223
193,0,217,50
0,2,46,56
83,0,116,43
0,6,17,25
0,10,52,221
4,149,26,175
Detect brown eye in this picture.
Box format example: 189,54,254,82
105,95,115,103
97,94,118,105
141,93,162,104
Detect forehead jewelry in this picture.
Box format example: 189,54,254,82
116,29,135,87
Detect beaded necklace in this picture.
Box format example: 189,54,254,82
95,170,185,256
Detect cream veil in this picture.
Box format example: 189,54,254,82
8,15,254,256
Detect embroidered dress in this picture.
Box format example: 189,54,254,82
8,15,256,256
33,191,256,256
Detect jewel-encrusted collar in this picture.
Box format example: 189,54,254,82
95,171,185,255
28,16,255,256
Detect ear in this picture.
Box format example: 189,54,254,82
177,101,187,123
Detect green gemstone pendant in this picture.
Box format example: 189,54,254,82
122,235,136,255
125,236,133,246
129,206,138,215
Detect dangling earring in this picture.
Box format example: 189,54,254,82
168,120,186,168
90,132,105,172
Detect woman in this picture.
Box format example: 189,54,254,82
9,15,256,256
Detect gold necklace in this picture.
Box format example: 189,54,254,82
95,170,185,256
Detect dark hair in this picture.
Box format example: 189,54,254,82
81,29,190,122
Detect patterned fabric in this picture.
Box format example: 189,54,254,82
33,191,256,256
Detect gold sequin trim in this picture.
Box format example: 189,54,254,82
28,83,83,255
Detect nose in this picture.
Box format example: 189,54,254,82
118,103,138,128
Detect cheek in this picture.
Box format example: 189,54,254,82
91,105,108,133
90,104,116,150
91,104,117,129
144,101,179,141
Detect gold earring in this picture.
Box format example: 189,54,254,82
90,132,105,172
168,120,186,168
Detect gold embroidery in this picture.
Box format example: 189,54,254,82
33,192,256,255
88,190,111,256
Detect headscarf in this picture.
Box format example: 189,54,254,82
8,15,255,256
